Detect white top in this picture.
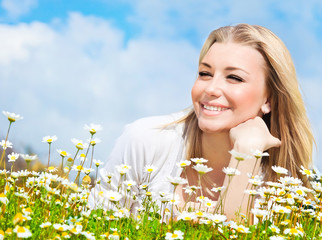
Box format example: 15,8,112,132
88,109,191,209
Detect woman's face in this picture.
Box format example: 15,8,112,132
191,42,269,133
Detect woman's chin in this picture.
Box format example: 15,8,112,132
198,122,230,134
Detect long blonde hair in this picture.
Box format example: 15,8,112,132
183,24,314,182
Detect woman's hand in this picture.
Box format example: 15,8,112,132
229,116,281,154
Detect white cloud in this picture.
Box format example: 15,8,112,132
1,0,37,19
0,12,198,168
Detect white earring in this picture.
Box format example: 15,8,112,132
261,105,270,115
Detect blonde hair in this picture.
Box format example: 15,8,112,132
183,24,314,182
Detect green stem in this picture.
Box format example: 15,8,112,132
89,144,95,168
47,143,52,170
75,136,94,184
0,122,12,182
60,156,65,172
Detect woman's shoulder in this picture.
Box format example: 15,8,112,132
124,108,191,138
110,108,191,166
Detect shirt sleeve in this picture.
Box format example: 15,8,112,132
88,112,187,211
88,120,149,210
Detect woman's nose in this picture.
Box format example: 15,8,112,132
204,77,223,97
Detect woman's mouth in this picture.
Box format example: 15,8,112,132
202,104,229,112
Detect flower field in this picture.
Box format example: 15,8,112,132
0,111,321,239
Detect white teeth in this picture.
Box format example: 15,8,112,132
203,105,228,111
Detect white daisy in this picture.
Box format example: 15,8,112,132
2,111,23,122
88,137,102,146
251,149,269,159
20,154,38,163
211,186,225,192
165,230,184,240
176,160,191,168
0,140,12,150
71,138,87,150
166,176,188,186
13,226,32,238
115,164,131,175
229,149,251,161
299,165,315,178
8,152,19,162
93,159,104,167
272,165,288,175
84,123,102,135
208,213,227,224
144,164,157,173
42,135,57,143
191,158,208,164
177,211,196,221
57,149,70,157
104,190,123,202
223,167,240,176
192,164,213,174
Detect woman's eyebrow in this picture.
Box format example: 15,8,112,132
225,66,250,75
200,62,212,68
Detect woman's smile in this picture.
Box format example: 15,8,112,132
201,103,230,115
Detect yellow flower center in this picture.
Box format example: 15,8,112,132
172,234,178,238
24,207,32,213
8,117,16,122
17,226,26,233
290,228,298,234
296,189,304,195
76,143,83,149
195,211,203,217
76,165,83,171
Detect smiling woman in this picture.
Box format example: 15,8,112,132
89,23,314,219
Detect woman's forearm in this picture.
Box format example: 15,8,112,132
222,154,261,219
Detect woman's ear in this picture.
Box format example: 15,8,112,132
261,101,271,115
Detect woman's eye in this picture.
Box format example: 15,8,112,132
199,71,212,77
227,74,243,82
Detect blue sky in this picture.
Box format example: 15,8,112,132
0,0,322,171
